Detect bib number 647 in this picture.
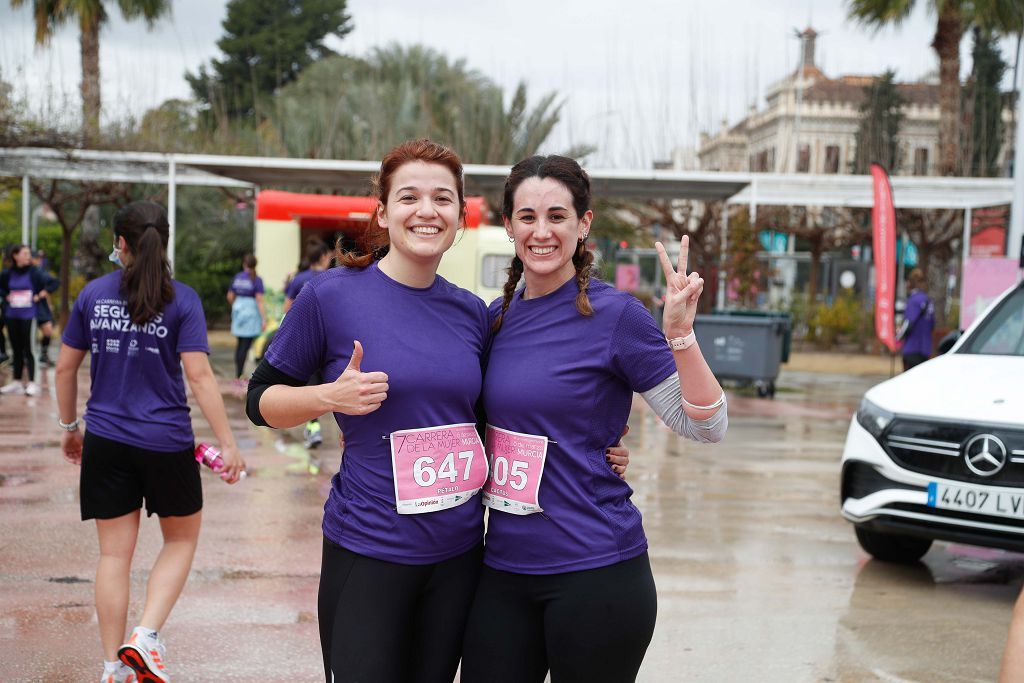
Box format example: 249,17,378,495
413,450,476,487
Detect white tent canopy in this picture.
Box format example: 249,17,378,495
2,147,1018,305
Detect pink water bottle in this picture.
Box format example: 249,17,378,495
195,443,246,480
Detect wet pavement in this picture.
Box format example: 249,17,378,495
1,352,1021,682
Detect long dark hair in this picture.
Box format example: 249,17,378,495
339,139,466,268
299,240,330,272
114,201,174,325
492,155,594,333
243,253,258,283
6,244,30,270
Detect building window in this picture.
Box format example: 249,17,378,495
914,148,929,176
825,145,840,174
797,145,811,173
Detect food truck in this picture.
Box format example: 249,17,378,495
254,189,514,302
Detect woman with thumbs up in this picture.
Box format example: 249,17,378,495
246,139,491,683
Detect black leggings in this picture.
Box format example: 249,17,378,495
7,318,34,382
234,336,256,379
461,552,658,683
318,538,482,683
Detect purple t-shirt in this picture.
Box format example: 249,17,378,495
285,268,317,300
229,271,264,298
5,268,36,320
902,289,935,357
62,271,210,451
264,263,489,564
482,278,676,574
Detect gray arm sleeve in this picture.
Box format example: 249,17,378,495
640,372,728,443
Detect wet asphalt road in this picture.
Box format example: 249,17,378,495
1,353,1021,682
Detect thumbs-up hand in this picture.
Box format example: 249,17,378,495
319,340,389,416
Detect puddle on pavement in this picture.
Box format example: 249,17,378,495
0,474,33,487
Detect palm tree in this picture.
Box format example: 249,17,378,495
847,0,1022,176
11,0,171,142
265,45,563,166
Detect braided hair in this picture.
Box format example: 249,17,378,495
492,155,593,334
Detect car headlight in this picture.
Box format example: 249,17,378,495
856,398,894,439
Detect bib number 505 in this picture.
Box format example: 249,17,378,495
489,455,529,491
482,424,549,515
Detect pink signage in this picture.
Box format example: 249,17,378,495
961,258,1021,330
615,264,640,292
482,425,548,516
390,423,487,515
871,163,897,352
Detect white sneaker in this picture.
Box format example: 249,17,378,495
0,381,25,395
24,382,40,397
119,628,170,682
99,663,137,683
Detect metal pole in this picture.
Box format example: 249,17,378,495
960,206,972,327
717,203,729,310
897,231,908,301
1010,36,1024,262
21,176,30,245
168,158,177,273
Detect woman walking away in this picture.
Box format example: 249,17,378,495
33,249,61,367
227,254,266,382
56,201,246,683
0,244,57,396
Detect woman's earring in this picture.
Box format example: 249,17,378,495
508,236,514,243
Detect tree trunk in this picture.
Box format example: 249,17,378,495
932,5,963,176
80,18,101,142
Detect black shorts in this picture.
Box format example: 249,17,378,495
80,431,202,520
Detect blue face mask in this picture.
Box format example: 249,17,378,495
108,242,123,267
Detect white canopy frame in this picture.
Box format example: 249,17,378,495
1,148,1018,300
717,173,1018,309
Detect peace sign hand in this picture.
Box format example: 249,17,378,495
655,235,704,338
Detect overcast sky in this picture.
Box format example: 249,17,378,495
1,0,1019,166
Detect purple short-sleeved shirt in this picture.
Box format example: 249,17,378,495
482,278,676,574
62,271,210,451
285,269,316,300
229,271,264,298
902,289,935,357
264,263,489,564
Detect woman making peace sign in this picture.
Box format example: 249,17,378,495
461,155,728,682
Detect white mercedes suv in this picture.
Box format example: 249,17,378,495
840,279,1024,562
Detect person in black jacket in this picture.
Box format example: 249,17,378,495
31,250,60,367
0,244,57,395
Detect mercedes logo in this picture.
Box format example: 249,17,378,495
964,434,1008,477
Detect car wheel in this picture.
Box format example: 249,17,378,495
854,525,932,563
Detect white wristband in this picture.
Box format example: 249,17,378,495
682,391,726,411
666,331,696,351
58,417,80,432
